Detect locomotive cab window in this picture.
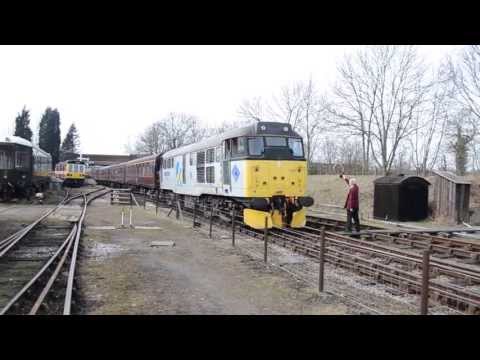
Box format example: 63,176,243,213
248,137,264,156
265,137,287,147
231,137,247,157
288,138,304,157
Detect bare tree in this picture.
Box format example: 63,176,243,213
329,46,431,175
135,122,164,154
448,46,480,120
320,137,338,164
271,82,306,131
409,71,450,176
298,79,326,164
237,97,269,122
338,139,363,174
446,46,480,173
132,113,205,155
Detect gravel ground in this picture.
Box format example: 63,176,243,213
78,198,355,315
0,204,58,240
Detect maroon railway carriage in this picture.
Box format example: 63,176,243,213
93,154,161,191
124,155,157,189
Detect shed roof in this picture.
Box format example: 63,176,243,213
374,174,431,186
432,170,472,185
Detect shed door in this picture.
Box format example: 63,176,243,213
402,184,427,221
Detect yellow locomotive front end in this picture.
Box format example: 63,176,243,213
225,122,313,230
244,159,309,228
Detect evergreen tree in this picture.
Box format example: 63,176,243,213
61,123,80,154
13,106,33,141
38,107,61,169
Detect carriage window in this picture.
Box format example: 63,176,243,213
248,137,264,156
215,147,222,162
288,138,304,157
0,151,14,169
265,137,287,147
15,151,30,169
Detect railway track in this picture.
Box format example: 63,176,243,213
147,195,480,314
0,187,110,315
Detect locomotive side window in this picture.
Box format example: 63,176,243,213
229,137,247,157
224,140,231,159
0,150,14,169
237,137,246,155
206,166,215,183
197,151,206,183
206,148,215,163
248,137,264,156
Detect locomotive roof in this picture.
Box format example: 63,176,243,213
162,121,301,158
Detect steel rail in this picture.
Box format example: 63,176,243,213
64,189,111,315
0,226,77,315
166,200,480,313
0,187,110,315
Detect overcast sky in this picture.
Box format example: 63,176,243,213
0,45,459,155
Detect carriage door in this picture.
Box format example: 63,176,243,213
222,140,231,194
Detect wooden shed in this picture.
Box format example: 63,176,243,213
432,170,471,224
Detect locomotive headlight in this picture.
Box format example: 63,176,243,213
22,175,26,179
3,175,7,179
283,126,288,132
260,125,266,130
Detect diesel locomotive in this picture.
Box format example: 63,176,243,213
92,122,314,229
0,136,52,200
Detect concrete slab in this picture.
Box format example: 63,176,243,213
150,241,175,247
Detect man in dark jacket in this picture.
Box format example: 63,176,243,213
340,174,360,233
